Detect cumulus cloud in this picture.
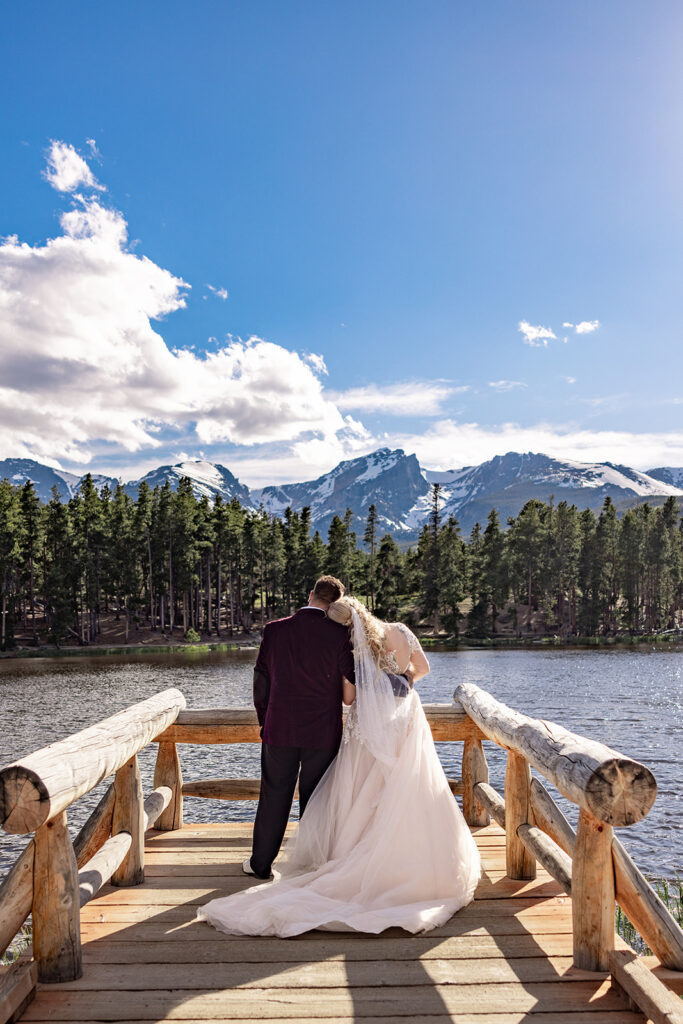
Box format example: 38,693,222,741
0,144,348,466
574,320,600,334
44,140,103,193
207,284,228,300
518,320,557,347
488,380,527,392
330,381,466,416
563,320,600,334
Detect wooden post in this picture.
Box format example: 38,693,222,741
111,755,144,886
32,811,82,983
153,741,183,831
572,807,615,971
504,751,536,880
462,738,490,826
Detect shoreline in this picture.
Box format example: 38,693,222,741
2,633,683,660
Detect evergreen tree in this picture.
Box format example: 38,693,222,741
375,534,404,619
480,508,508,633
363,504,378,611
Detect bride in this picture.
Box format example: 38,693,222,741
197,597,481,937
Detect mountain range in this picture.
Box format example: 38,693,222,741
2,450,682,540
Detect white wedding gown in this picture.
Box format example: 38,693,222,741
197,617,481,937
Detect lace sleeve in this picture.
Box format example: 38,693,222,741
395,621,421,652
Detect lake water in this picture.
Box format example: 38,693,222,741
0,647,681,883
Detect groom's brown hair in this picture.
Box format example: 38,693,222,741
312,575,345,604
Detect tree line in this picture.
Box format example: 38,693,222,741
0,475,681,650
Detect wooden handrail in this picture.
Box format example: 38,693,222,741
454,682,656,827
0,689,186,834
155,703,484,745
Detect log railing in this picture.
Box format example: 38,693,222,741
0,687,186,1006
2,684,681,1024
454,682,683,1024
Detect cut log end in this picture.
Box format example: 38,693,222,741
0,767,50,834
586,758,657,826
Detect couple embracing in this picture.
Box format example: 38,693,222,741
198,575,480,937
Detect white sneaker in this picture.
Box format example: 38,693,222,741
242,857,273,880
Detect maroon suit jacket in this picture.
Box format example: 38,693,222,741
253,608,355,750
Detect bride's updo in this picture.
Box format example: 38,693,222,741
327,595,385,664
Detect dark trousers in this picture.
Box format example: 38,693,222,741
250,742,338,878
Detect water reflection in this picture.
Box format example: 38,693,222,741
0,647,680,879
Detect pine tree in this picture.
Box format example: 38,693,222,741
440,516,468,635
481,508,507,634
363,504,378,611
375,534,404,619
19,480,42,640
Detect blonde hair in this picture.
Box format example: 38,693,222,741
327,595,385,663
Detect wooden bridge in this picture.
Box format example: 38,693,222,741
1,685,682,1024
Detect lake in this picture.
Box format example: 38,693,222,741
0,647,681,882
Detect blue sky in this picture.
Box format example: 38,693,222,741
2,1,683,484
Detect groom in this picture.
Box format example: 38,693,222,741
245,575,355,880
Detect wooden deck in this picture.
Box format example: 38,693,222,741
19,822,645,1024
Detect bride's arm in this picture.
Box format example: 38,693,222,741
407,646,430,684
342,676,356,706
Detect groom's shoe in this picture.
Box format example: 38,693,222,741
242,857,273,881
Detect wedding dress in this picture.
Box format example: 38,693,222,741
197,613,481,937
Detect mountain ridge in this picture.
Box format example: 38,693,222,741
1,450,681,539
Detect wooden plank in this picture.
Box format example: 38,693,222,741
20,980,630,1020
641,956,683,996
78,933,577,963
0,959,37,1024
609,948,683,1024
43,956,610,990
83,875,565,906
17,1015,648,1024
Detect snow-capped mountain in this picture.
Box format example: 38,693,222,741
253,448,429,536
125,460,252,505
0,458,82,502
418,452,683,534
2,450,681,539
647,467,683,489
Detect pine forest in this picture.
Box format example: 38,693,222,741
0,475,682,650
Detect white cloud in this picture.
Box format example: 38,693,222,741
207,284,228,300
304,352,328,376
44,140,103,193
564,376,577,384
330,381,465,416
0,149,349,466
488,380,527,392
388,419,683,474
518,320,557,347
563,322,574,328
574,320,600,334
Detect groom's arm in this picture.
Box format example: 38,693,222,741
253,628,271,734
